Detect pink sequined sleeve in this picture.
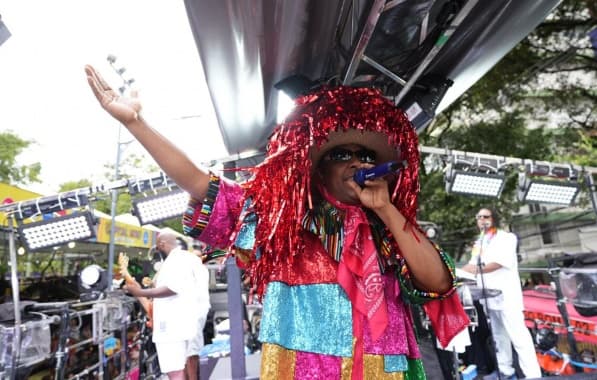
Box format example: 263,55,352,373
182,174,245,248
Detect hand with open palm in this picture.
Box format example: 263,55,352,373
85,65,142,126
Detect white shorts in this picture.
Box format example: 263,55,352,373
155,340,188,373
187,315,207,357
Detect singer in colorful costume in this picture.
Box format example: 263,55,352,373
182,86,469,379
84,66,469,380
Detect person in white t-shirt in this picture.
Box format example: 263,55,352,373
124,232,210,380
186,244,211,380
461,208,541,380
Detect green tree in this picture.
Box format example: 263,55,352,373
58,153,185,233
427,0,596,166
419,114,562,261
0,131,41,185
58,179,131,215
418,0,596,260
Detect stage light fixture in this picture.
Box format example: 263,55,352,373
519,179,580,205
447,170,506,198
18,211,96,252
518,163,580,205
78,264,109,302
444,155,506,198
419,221,441,241
132,189,189,225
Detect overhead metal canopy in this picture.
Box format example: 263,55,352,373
183,0,561,157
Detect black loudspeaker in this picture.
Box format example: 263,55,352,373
397,74,453,134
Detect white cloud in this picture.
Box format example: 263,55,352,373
0,0,227,194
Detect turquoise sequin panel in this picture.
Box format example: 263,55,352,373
234,202,256,250
384,354,408,372
259,282,353,357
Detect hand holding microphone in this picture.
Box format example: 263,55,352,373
353,161,405,186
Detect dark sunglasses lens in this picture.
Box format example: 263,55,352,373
328,148,353,161
326,148,376,163
356,150,376,164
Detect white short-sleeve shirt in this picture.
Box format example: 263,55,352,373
468,230,523,311
152,248,211,342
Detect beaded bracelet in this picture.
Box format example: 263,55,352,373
398,248,457,305
182,174,220,238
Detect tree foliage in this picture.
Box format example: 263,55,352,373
419,113,559,260
445,0,597,144
418,0,596,260
0,131,41,185
58,153,183,232
58,179,130,215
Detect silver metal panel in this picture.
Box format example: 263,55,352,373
184,0,345,154
183,0,562,155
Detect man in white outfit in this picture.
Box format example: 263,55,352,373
461,208,542,380
124,232,211,380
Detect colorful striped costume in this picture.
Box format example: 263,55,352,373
184,175,460,379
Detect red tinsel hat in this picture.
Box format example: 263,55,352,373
238,85,420,296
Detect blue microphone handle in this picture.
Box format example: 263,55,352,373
353,161,403,186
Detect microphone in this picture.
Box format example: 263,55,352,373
353,161,404,186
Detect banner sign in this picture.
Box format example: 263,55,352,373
96,217,156,248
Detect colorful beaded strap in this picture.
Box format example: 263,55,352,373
182,174,220,238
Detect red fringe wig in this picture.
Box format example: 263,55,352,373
235,85,420,297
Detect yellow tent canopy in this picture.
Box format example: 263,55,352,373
0,183,43,226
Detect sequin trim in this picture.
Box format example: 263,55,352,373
260,343,424,380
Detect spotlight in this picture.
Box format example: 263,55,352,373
519,179,580,205
274,74,316,99
518,163,580,205
276,91,295,123
79,264,108,301
447,171,506,198
274,75,319,123
132,189,189,225
535,327,558,351
18,211,96,252
445,155,506,198
419,221,441,241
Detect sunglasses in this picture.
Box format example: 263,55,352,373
324,147,377,164
476,214,492,220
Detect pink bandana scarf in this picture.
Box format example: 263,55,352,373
318,185,388,379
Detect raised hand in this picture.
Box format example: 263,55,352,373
141,277,154,288
85,64,142,125
118,252,132,282
118,252,153,322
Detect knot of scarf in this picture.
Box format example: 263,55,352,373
318,184,388,379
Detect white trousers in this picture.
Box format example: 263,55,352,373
488,308,542,378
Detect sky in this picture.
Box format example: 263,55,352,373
0,0,228,195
